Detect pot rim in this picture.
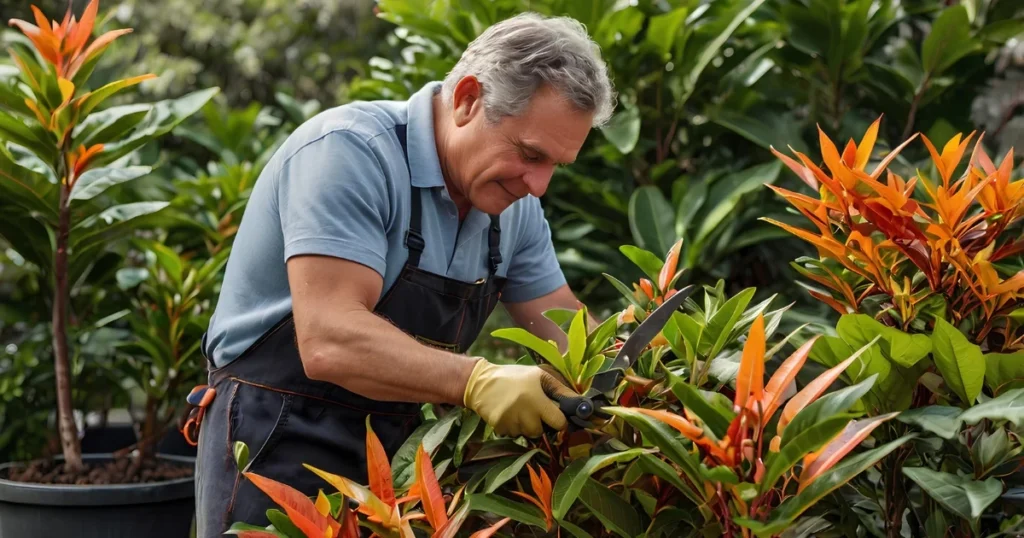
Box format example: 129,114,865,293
0,453,195,506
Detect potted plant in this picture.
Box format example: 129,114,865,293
0,1,217,536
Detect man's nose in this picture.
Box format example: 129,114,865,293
522,165,553,197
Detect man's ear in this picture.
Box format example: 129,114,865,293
451,75,484,127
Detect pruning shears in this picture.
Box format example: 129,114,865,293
545,285,695,430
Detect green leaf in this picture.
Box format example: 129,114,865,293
0,149,58,223
578,478,643,538
931,318,985,405
921,5,981,75
70,201,171,254
761,416,852,494
619,245,664,282
782,373,878,444
454,410,480,467
0,109,52,159
676,0,768,104
675,179,707,241
233,441,249,471
645,7,689,57
646,507,697,538
551,448,647,519
265,509,305,538
602,273,645,309
664,369,734,439
985,351,1024,395
897,405,963,440
467,493,547,529
568,308,587,380
585,313,621,360
601,407,705,505
629,186,675,257
958,388,1024,426
698,287,755,359
91,87,220,168
903,467,1002,534
75,75,154,119
736,435,914,536
836,314,932,368
483,449,541,493
693,161,782,250
491,328,569,381
224,522,285,537
70,165,152,201
558,519,595,538
600,104,641,154
72,103,151,147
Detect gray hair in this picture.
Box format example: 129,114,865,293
440,12,616,127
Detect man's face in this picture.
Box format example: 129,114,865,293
442,77,595,215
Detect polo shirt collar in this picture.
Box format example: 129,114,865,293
406,81,446,189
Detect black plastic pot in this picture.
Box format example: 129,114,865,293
0,453,195,538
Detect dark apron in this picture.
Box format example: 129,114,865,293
185,123,507,537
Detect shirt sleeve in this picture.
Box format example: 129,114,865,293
276,130,391,278
501,196,567,303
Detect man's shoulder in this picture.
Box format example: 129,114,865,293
275,98,406,164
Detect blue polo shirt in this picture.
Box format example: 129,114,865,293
202,81,567,367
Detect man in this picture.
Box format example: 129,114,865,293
186,11,615,536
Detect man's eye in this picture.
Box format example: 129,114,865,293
524,153,542,163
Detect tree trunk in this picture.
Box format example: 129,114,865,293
53,178,82,473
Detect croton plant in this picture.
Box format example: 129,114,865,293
228,242,932,538
767,118,1024,537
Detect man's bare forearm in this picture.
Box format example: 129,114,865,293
297,309,480,406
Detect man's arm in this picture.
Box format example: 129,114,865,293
504,284,600,353
288,254,478,405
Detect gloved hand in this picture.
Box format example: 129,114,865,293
462,359,573,437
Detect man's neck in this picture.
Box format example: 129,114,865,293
432,93,472,221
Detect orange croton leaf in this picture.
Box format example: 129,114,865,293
734,314,766,414
658,238,683,292
8,0,135,81
242,472,339,538
415,444,448,531
468,517,512,538
797,412,898,490
762,336,819,420
338,508,360,538
510,465,553,530
69,143,104,180
233,531,286,538
365,418,397,508
638,278,655,300
777,347,865,433
922,131,975,188
303,464,398,528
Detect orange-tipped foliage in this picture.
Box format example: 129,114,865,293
365,419,397,508
767,117,1024,346
734,314,766,413
510,465,554,531
243,472,340,538
415,445,448,531
468,517,512,538
8,0,132,80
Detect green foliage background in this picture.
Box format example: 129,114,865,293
0,0,1022,469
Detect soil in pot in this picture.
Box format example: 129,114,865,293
2,453,193,485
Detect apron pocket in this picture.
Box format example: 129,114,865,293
228,381,292,471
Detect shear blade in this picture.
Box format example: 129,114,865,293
589,285,694,395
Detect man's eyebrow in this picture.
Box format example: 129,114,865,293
517,140,574,165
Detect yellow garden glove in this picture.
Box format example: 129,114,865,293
462,359,571,437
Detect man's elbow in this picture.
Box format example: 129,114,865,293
296,322,359,382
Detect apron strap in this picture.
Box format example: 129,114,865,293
488,215,502,274
395,123,426,268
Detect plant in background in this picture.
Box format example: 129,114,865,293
109,238,229,458
0,0,216,474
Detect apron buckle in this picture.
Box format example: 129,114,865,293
182,385,216,447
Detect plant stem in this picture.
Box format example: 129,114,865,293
901,75,930,141
53,155,82,473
